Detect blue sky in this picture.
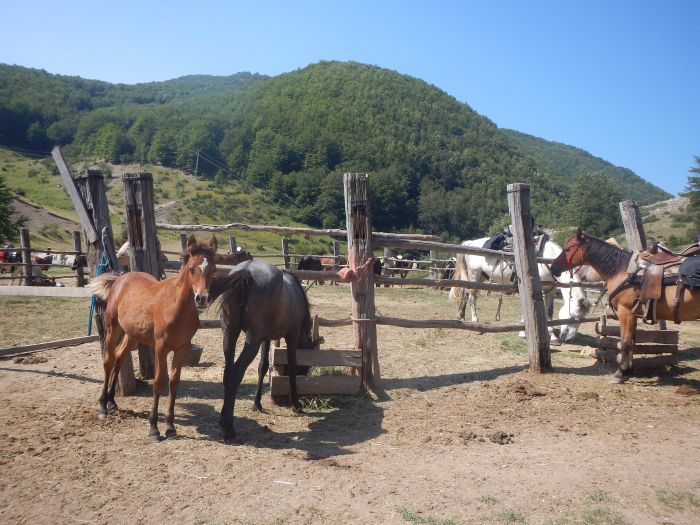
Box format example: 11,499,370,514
2,0,697,196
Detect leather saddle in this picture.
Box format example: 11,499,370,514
637,242,700,323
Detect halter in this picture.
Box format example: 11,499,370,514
562,240,585,278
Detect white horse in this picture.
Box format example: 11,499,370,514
448,237,590,344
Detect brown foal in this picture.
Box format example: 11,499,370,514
89,235,217,440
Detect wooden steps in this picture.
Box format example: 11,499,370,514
594,315,680,370
269,315,363,402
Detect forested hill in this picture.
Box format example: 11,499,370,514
0,61,669,239
503,129,670,205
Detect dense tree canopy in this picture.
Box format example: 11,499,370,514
567,172,623,237
0,175,23,243
0,61,669,239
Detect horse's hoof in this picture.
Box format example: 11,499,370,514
219,421,236,442
252,403,264,413
165,428,177,439
97,410,107,420
148,431,162,443
610,373,629,384
107,402,119,414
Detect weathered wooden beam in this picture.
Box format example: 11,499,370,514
344,172,380,391
51,147,98,243
619,200,647,251
598,337,678,354
156,221,438,241
508,183,551,372
0,335,100,358
19,228,32,287
273,348,362,368
122,172,160,379
0,286,92,297
595,324,680,344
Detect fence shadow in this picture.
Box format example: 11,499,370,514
382,364,528,393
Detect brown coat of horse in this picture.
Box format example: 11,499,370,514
551,230,700,382
89,235,218,440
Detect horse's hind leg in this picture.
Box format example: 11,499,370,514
254,341,271,412
105,333,137,413
164,344,189,439
148,344,169,442
99,324,126,419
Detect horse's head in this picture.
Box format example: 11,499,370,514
183,235,218,309
550,229,588,277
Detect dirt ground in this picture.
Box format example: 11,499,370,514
1,284,699,525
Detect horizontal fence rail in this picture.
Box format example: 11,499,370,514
156,221,439,241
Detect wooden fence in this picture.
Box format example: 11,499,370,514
4,153,609,395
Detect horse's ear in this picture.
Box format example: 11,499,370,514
210,235,218,252
576,228,584,241
187,234,197,252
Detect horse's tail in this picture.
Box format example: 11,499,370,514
448,254,468,301
87,272,120,301
290,273,313,343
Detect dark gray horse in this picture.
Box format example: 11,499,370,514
210,260,313,441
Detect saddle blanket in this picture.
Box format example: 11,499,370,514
680,255,700,290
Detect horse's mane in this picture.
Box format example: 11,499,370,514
583,236,632,276
181,245,216,263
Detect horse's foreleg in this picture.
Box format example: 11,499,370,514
219,322,240,440
253,341,271,412
148,346,168,442
613,308,636,384
164,344,189,438
285,334,303,413
220,331,257,441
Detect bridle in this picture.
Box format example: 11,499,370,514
561,240,585,278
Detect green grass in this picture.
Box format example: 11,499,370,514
396,507,457,525
500,333,528,356
549,507,629,525
497,509,527,524
656,489,700,510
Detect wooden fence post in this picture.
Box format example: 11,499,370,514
619,200,647,252
55,152,136,396
180,233,188,252
72,231,85,287
20,228,32,287
333,240,341,285
282,238,290,269
76,170,136,396
507,183,551,372
123,172,160,379
618,200,667,329
344,173,380,391
229,236,237,254
73,169,112,277
430,249,438,280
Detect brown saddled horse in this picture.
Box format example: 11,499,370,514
550,230,700,383
89,235,217,440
